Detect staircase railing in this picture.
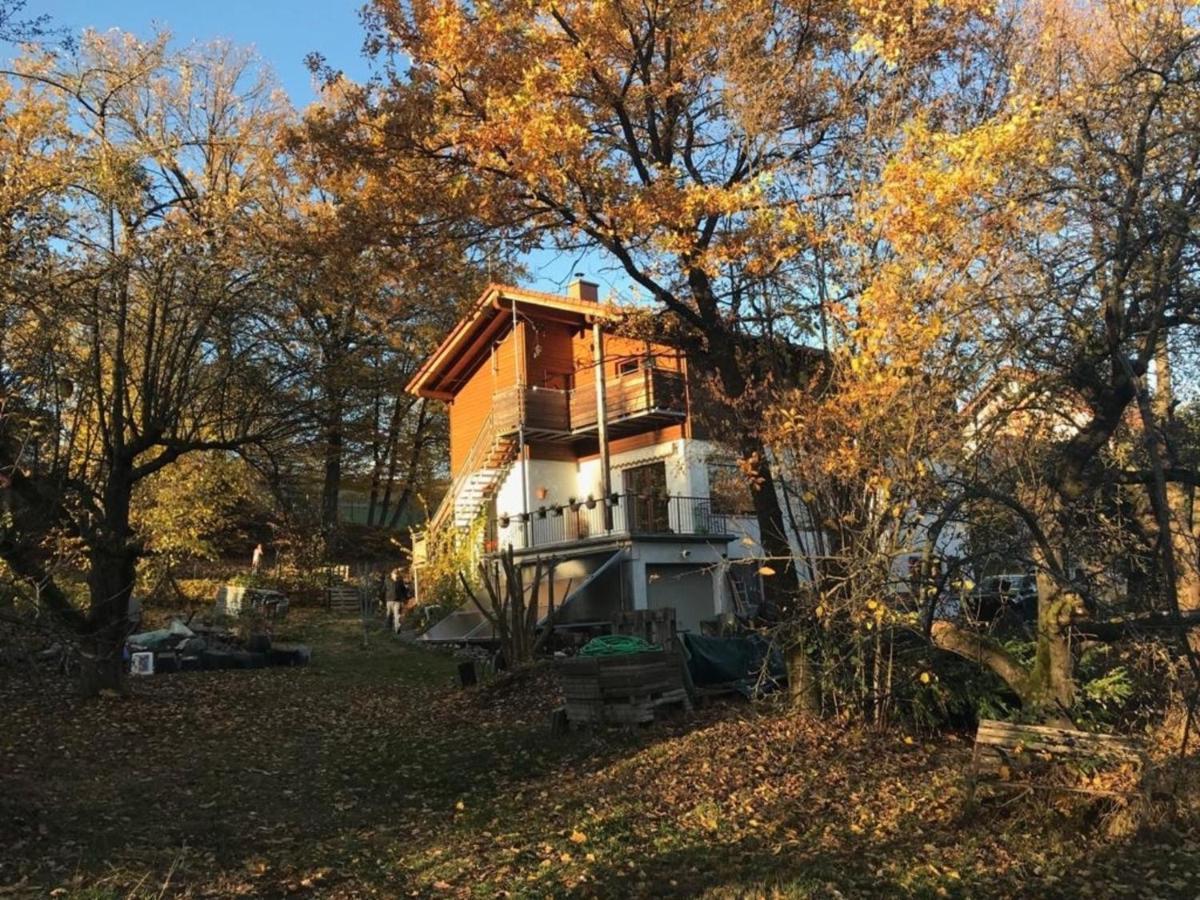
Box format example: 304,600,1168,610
426,409,507,534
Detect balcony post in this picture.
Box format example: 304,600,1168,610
513,301,531,546
592,319,613,530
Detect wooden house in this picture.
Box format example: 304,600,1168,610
406,279,775,639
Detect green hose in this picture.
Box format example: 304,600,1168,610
578,635,662,657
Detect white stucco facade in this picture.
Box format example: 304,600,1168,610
478,437,836,629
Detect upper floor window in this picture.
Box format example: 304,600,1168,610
616,355,658,377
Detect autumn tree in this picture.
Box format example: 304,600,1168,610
789,0,1200,723
268,80,495,554
133,453,271,565
353,0,996,606
0,33,297,693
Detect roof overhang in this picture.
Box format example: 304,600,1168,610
405,283,624,399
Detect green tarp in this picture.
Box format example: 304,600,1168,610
681,633,786,697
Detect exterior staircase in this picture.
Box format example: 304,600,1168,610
428,411,519,534
327,582,363,614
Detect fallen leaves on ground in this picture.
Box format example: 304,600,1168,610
2,610,1199,898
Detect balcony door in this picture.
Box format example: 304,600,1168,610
624,460,669,533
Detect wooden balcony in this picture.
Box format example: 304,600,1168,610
570,368,687,435
493,369,687,441
494,386,571,439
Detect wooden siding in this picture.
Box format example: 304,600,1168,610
575,332,684,377
449,326,520,477
529,442,579,462
570,367,685,430
575,424,687,461
446,312,693,478
527,321,584,388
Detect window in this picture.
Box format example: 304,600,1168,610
707,461,754,515
616,355,658,376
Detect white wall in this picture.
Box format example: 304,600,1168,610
496,438,716,524
578,437,704,499
493,458,579,548
487,438,833,582
522,459,580,512
625,540,727,624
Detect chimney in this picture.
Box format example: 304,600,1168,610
568,274,599,302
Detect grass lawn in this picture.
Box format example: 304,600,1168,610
3,608,1199,898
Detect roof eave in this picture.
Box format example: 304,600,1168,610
405,284,624,398
404,284,503,397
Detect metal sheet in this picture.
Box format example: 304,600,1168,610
421,550,624,644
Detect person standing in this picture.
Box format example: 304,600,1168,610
251,543,264,575
385,568,409,633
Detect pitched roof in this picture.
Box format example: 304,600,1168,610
405,283,622,399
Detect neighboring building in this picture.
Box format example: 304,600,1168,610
958,367,1134,601
335,486,432,529
407,279,783,639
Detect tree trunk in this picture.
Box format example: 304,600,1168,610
702,317,806,700
81,471,138,697
1167,481,1200,631
1023,476,1084,723
929,530,1084,725
685,272,797,608
787,640,820,713
366,375,386,527
373,393,410,526
387,398,432,529
321,410,343,555
1154,339,1200,635
741,434,795,594
930,620,1032,700
730,401,819,710
1026,565,1080,725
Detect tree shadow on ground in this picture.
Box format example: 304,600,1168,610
0,635,703,894
5,621,1200,898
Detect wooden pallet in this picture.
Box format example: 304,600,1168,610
966,718,1149,806
558,650,691,727
565,688,690,725
611,608,677,645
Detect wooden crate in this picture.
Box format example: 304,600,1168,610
326,584,362,613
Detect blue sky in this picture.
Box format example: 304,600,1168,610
33,0,627,296
39,0,373,104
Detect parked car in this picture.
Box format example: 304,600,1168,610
967,573,1037,622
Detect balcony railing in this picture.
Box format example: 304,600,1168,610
495,493,733,550
569,368,687,431
494,385,570,435
493,368,687,439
